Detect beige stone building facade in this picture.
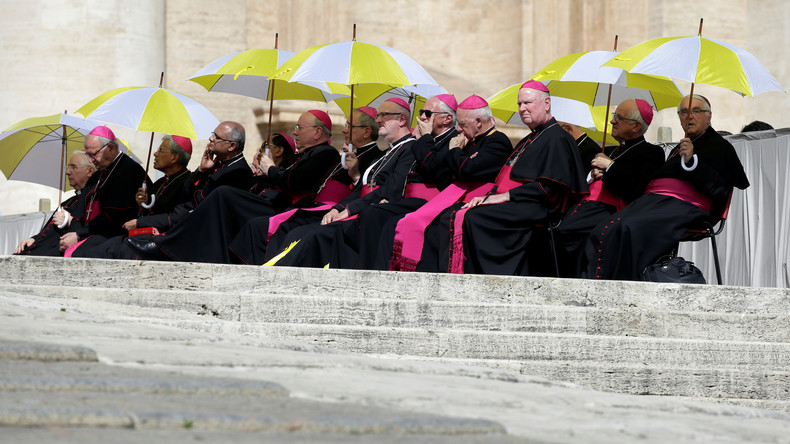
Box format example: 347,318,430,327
1,0,787,215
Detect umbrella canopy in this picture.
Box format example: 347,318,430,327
531,50,684,110
76,86,220,140
333,83,447,126
271,40,441,88
189,48,349,102
603,35,784,97
0,113,103,191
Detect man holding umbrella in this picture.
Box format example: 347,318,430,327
58,126,149,256
584,95,750,281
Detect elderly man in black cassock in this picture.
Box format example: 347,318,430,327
14,152,95,256
452,80,588,276
584,94,749,281
556,99,665,277
58,126,150,257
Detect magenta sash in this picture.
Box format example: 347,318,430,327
64,237,90,257
583,180,626,211
404,183,440,200
389,181,492,271
449,166,523,274
360,184,379,197
644,178,713,212
316,179,351,205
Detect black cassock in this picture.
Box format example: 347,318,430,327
67,153,149,256
556,136,665,277
443,119,588,276
15,193,80,257
584,126,749,281
149,143,339,263
228,141,384,265
266,134,415,268
358,127,513,270
575,133,602,176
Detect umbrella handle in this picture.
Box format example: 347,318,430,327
681,154,698,171
56,208,70,230
140,182,156,209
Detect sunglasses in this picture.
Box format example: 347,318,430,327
419,109,449,118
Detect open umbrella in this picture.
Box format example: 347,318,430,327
603,19,784,166
271,25,443,147
189,34,350,145
76,74,220,208
333,83,447,127
0,112,103,206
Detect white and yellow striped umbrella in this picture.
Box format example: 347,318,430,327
76,86,220,140
604,35,783,97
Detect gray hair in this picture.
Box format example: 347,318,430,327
93,135,119,151
624,100,649,135
355,109,378,140
677,94,711,113
72,151,94,168
227,125,246,152
162,135,192,168
436,100,457,126
465,105,494,123
313,115,332,138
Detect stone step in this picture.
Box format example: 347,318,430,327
5,282,789,344
4,257,789,315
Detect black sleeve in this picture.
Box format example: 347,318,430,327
443,132,512,182
603,146,666,203
345,147,415,215
268,148,340,195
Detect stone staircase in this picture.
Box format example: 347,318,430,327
2,256,788,412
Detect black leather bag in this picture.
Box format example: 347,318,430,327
641,256,706,284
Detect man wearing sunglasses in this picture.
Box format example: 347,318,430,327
584,95,750,280
556,99,665,278
58,126,150,257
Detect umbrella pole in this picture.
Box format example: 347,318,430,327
266,33,279,147
600,35,618,151
684,19,704,140
58,118,67,209
140,72,165,211
348,24,356,150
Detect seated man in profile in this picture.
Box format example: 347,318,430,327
14,152,95,256
584,95,750,281
556,99,665,277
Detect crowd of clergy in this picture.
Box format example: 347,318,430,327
15,81,750,281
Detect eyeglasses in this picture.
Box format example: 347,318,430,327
376,112,402,120
344,122,366,129
210,132,233,143
610,112,639,123
677,108,710,117
84,143,109,159
294,124,319,131
418,109,449,118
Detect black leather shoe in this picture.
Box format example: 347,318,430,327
126,236,168,260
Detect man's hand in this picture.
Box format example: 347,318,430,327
123,219,138,231
14,238,34,254
257,153,275,177
414,115,433,138
321,208,350,225
198,148,216,173
59,232,79,253
449,133,467,150
134,187,148,206
678,137,695,164
251,149,263,176
591,153,614,171
52,209,69,227
591,168,605,180
462,192,509,209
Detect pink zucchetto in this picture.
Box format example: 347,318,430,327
385,97,411,112
520,80,550,93
358,106,377,120
435,94,458,112
458,95,488,110
171,135,193,154
275,132,297,153
88,125,116,140
634,99,654,126
308,110,332,131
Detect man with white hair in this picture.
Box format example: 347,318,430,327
14,151,96,255
556,98,665,277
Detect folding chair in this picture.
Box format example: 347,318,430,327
675,192,733,285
